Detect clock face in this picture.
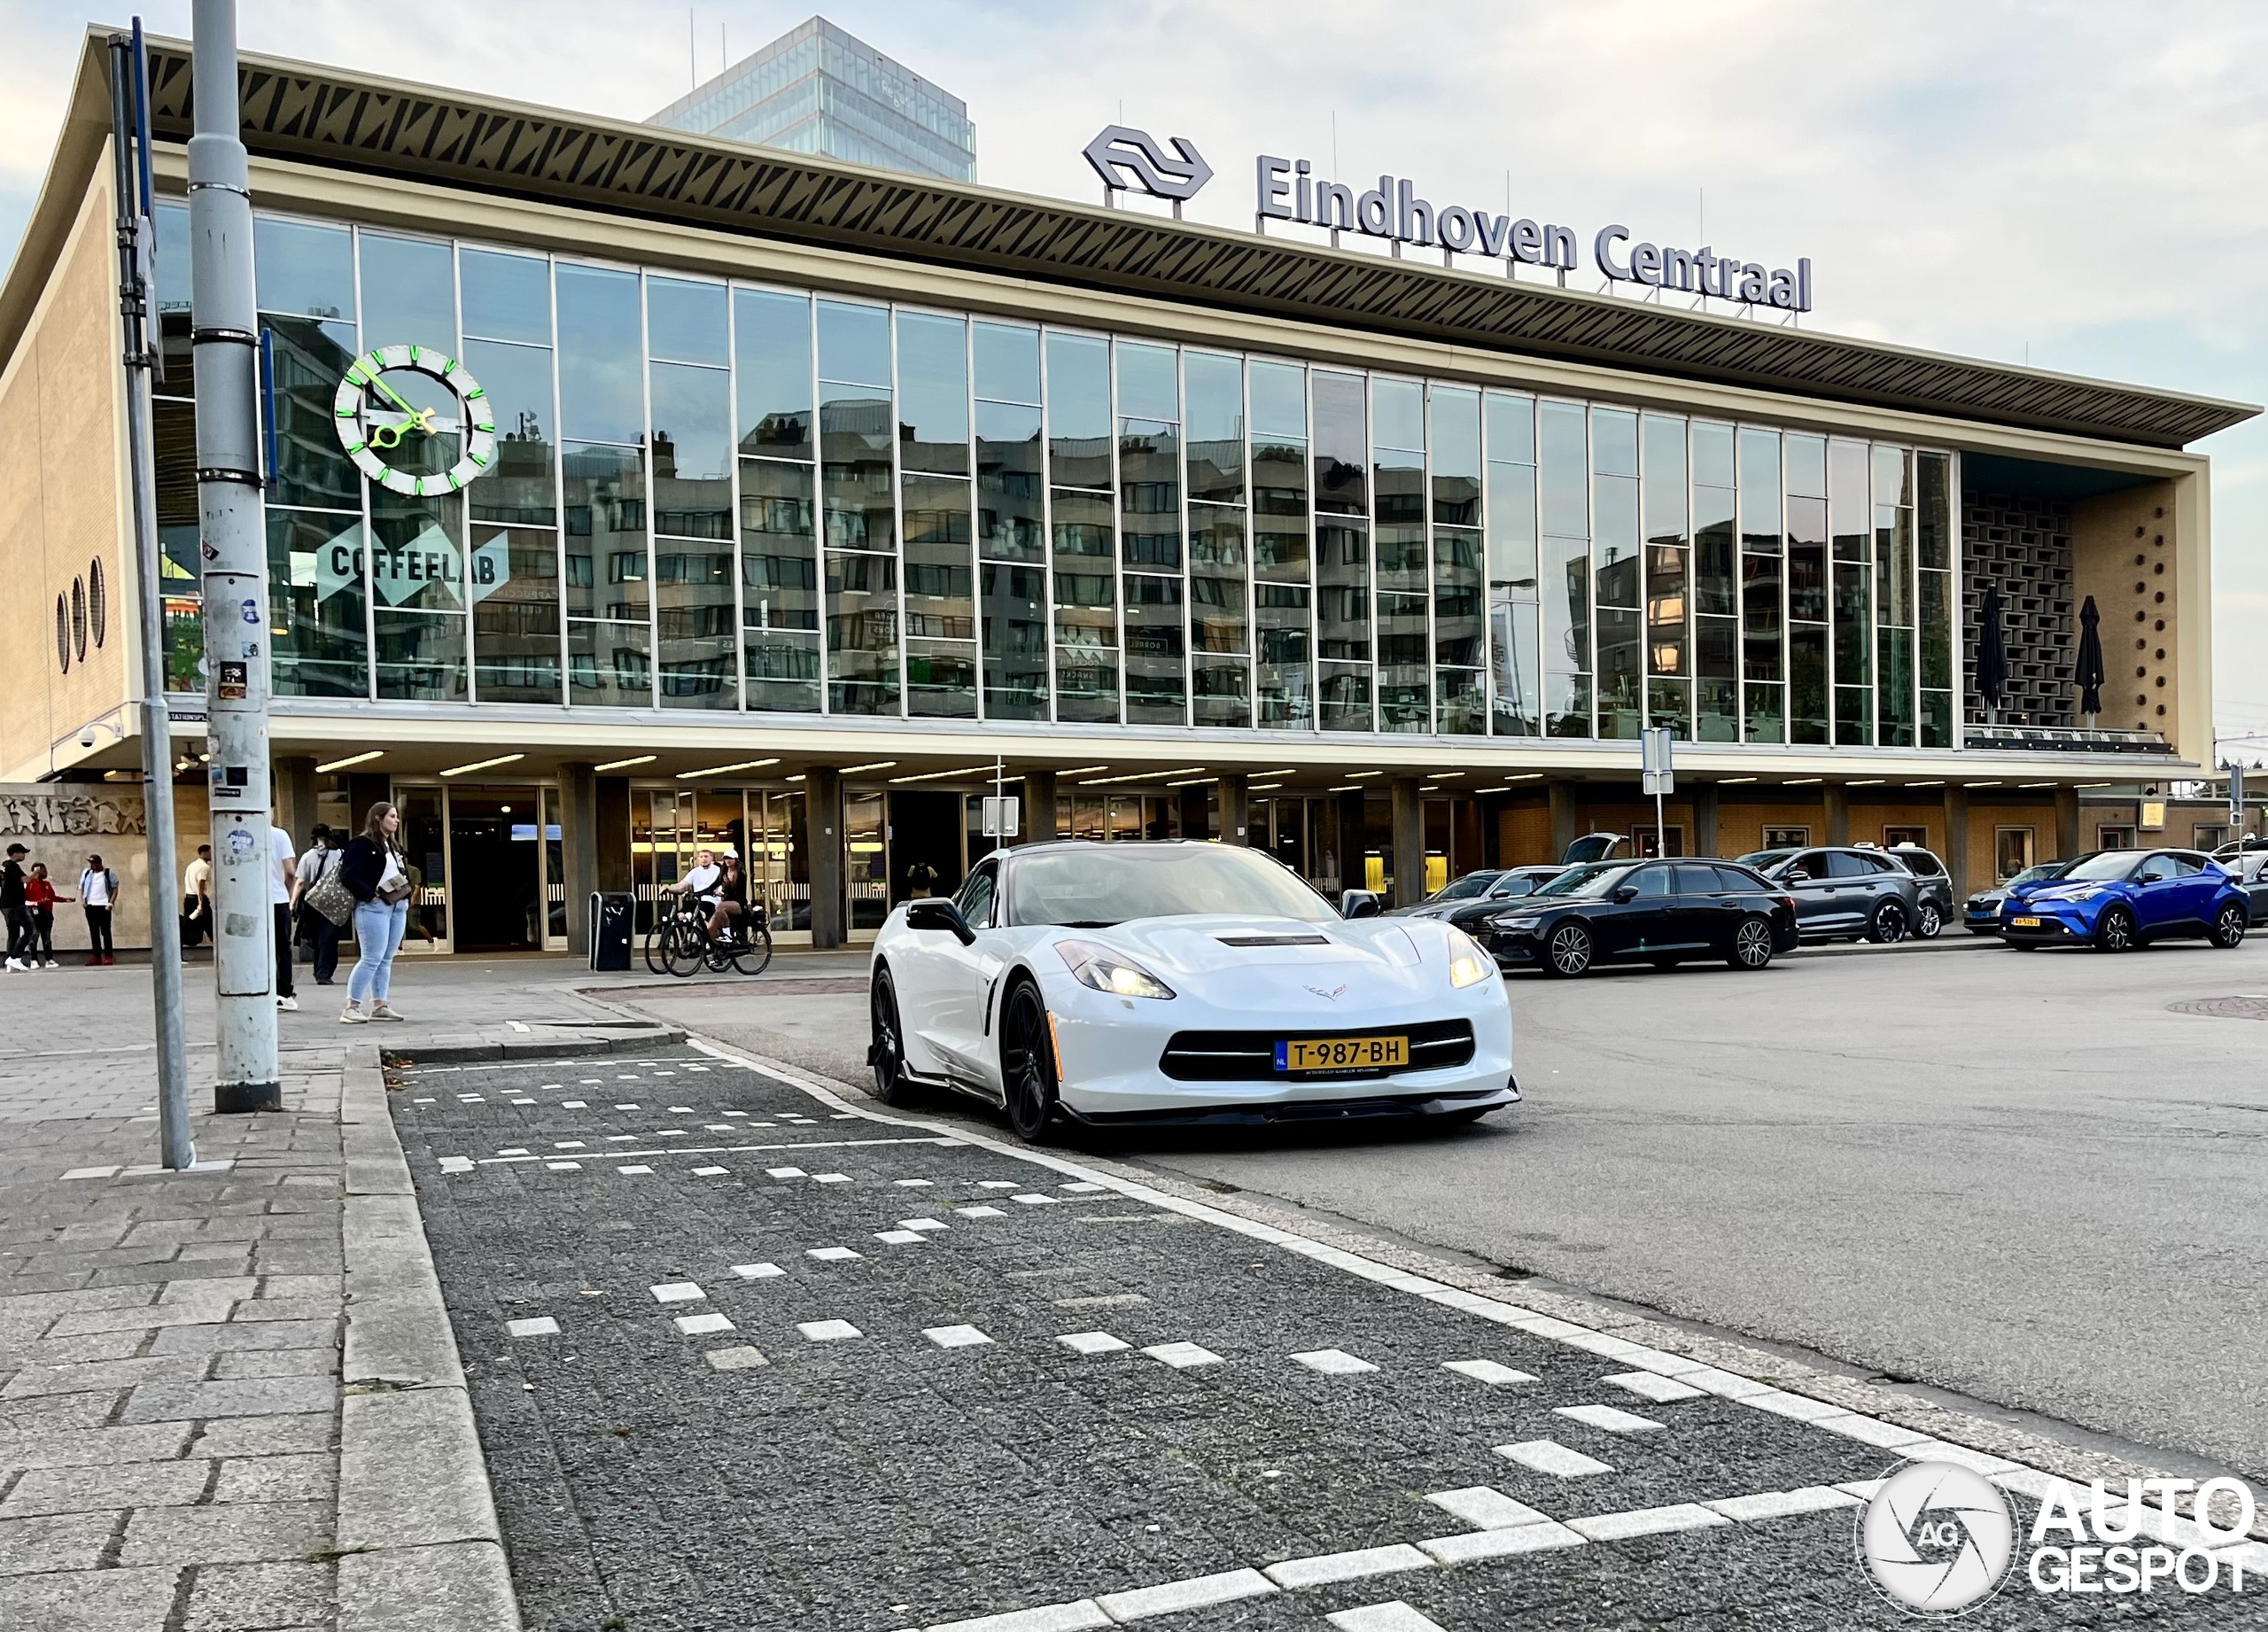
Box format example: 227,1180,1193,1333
332,344,499,497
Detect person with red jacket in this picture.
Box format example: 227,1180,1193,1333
24,863,69,968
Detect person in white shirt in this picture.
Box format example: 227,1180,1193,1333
293,827,344,985
661,848,723,918
183,845,213,946
79,854,118,966
270,826,299,1011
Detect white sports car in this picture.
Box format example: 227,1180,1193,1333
866,840,1518,1142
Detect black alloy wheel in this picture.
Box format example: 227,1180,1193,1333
1728,915,1775,971
2210,904,2247,950
661,917,705,979
1543,921,1594,978
730,919,775,976
1000,980,1060,1144
1915,902,1944,939
2095,905,2137,954
1868,901,1909,944
869,968,915,1105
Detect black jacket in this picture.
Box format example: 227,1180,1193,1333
0,860,23,910
339,836,398,904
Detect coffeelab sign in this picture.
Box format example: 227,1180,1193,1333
1084,126,1814,314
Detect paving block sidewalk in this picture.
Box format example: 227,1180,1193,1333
0,963,680,1632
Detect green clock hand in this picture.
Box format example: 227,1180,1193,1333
368,370,421,417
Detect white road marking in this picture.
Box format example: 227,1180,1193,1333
704,1124,735,1132
1291,1348,1379,1376
705,1346,767,1371
768,1168,807,1178
1010,1193,1059,1206
923,1325,992,1349
1057,1332,1130,1355
1553,1403,1664,1434
507,1021,531,1032
1095,1568,1277,1620
814,1173,852,1184
673,1312,734,1335
1424,1487,1550,1531
617,1165,655,1176
562,1100,586,1108
875,1231,927,1245
412,1098,435,1104
922,1602,1107,1632
668,1105,694,1112
1324,1603,1446,1632
954,1206,1006,1218
798,1319,861,1341
649,1283,704,1303
545,1162,581,1172
60,1167,120,1181
897,1218,948,1232
978,1181,1019,1189
1142,1342,1223,1370
1565,1504,1729,1542
1060,1181,1108,1193
505,1317,559,1338
553,1141,585,1150
1814,1412,1934,1449
438,1158,474,1175
1442,1359,1535,1387
1495,1440,1613,1478
691,1166,728,1176
613,1102,640,1109
1604,1371,1706,1404
731,1263,783,1279
895,1178,934,1186
807,1247,863,1262
497,1147,530,1156
1262,1543,1431,1588
1054,1293,1148,1309
1416,1522,1587,1564
1705,1487,1861,1522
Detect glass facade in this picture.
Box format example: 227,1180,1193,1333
155,203,1959,750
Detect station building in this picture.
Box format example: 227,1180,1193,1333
1,30,2255,953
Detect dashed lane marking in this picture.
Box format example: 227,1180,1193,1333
1141,1342,1223,1370
673,1312,734,1336
1325,1605,1447,1632
1495,1440,1612,1478
649,1283,703,1303
1057,1332,1130,1355
1291,1348,1379,1376
1552,1403,1664,1434
1442,1359,1534,1387
799,1319,860,1342
505,1317,559,1338
923,1325,992,1349
1423,1488,1551,1531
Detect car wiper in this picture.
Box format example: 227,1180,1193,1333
1052,920,1117,929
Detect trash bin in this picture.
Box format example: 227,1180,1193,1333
589,891,633,972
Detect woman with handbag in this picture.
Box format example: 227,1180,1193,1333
338,803,413,1023
294,827,347,985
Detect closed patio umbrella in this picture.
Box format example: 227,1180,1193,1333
1978,586,2008,724
2075,595,2105,722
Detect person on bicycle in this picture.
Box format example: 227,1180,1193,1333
706,852,750,944
662,848,722,921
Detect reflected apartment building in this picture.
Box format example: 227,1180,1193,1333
0,32,2253,953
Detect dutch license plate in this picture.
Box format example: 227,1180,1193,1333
2011,916,2042,928
1277,1035,1410,1073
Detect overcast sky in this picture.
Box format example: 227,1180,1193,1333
4,1,2262,756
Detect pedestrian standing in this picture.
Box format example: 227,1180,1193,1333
25,863,68,968
269,822,299,1012
295,827,344,984
2,843,28,972
78,853,117,966
339,802,411,1023
182,843,213,947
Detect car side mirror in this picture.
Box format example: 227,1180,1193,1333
1785,867,1811,883
1611,884,1640,904
1340,890,1381,920
905,898,975,944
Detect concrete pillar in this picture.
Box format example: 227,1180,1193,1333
1692,781,1720,859
1823,783,1849,848
1218,773,1250,845
1547,780,1579,862
594,779,631,893
808,766,844,949
1391,776,1425,907
1021,769,1058,843
348,772,390,834
2054,786,2081,860
561,761,597,956
275,755,317,845
1944,786,1972,899
1177,783,1211,841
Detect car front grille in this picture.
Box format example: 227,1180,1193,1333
1159,1019,1476,1082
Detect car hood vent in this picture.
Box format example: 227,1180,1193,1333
1215,934,1331,947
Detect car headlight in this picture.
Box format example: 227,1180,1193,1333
1447,930,1494,989
1056,939,1176,999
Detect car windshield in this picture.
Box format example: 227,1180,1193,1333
1427,871,1502,903
1736,851,1795,873
1010,845,1337,927
2008,862,2070,888
1530,863,1628,899
2058,852,2141,882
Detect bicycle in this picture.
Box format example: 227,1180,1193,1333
651,899,773,978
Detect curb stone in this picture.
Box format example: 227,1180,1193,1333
339,1043,521,1632
663,1028,2265,1545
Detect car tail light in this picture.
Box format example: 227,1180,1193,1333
1778,895,1797,913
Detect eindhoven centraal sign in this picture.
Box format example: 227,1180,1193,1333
1083,125,1814,314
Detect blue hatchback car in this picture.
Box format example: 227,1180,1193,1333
2000,848,2249,952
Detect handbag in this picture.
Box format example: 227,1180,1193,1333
303,856,355,927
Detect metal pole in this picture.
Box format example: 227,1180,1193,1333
110,26,194,1170
187,0,279,1112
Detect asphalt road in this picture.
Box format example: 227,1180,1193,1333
617,936,2268,1485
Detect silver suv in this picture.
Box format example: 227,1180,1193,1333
1881,843,1955,938
1734,845,1928,944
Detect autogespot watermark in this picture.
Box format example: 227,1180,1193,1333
1855,1460,2259,1617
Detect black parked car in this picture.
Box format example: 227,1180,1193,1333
1481,859,1799,977
1736,846,1928,944
1391,865,1567,931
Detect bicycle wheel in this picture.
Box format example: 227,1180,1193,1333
642,922,670,975
662,918,706,979
731,920,774,977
